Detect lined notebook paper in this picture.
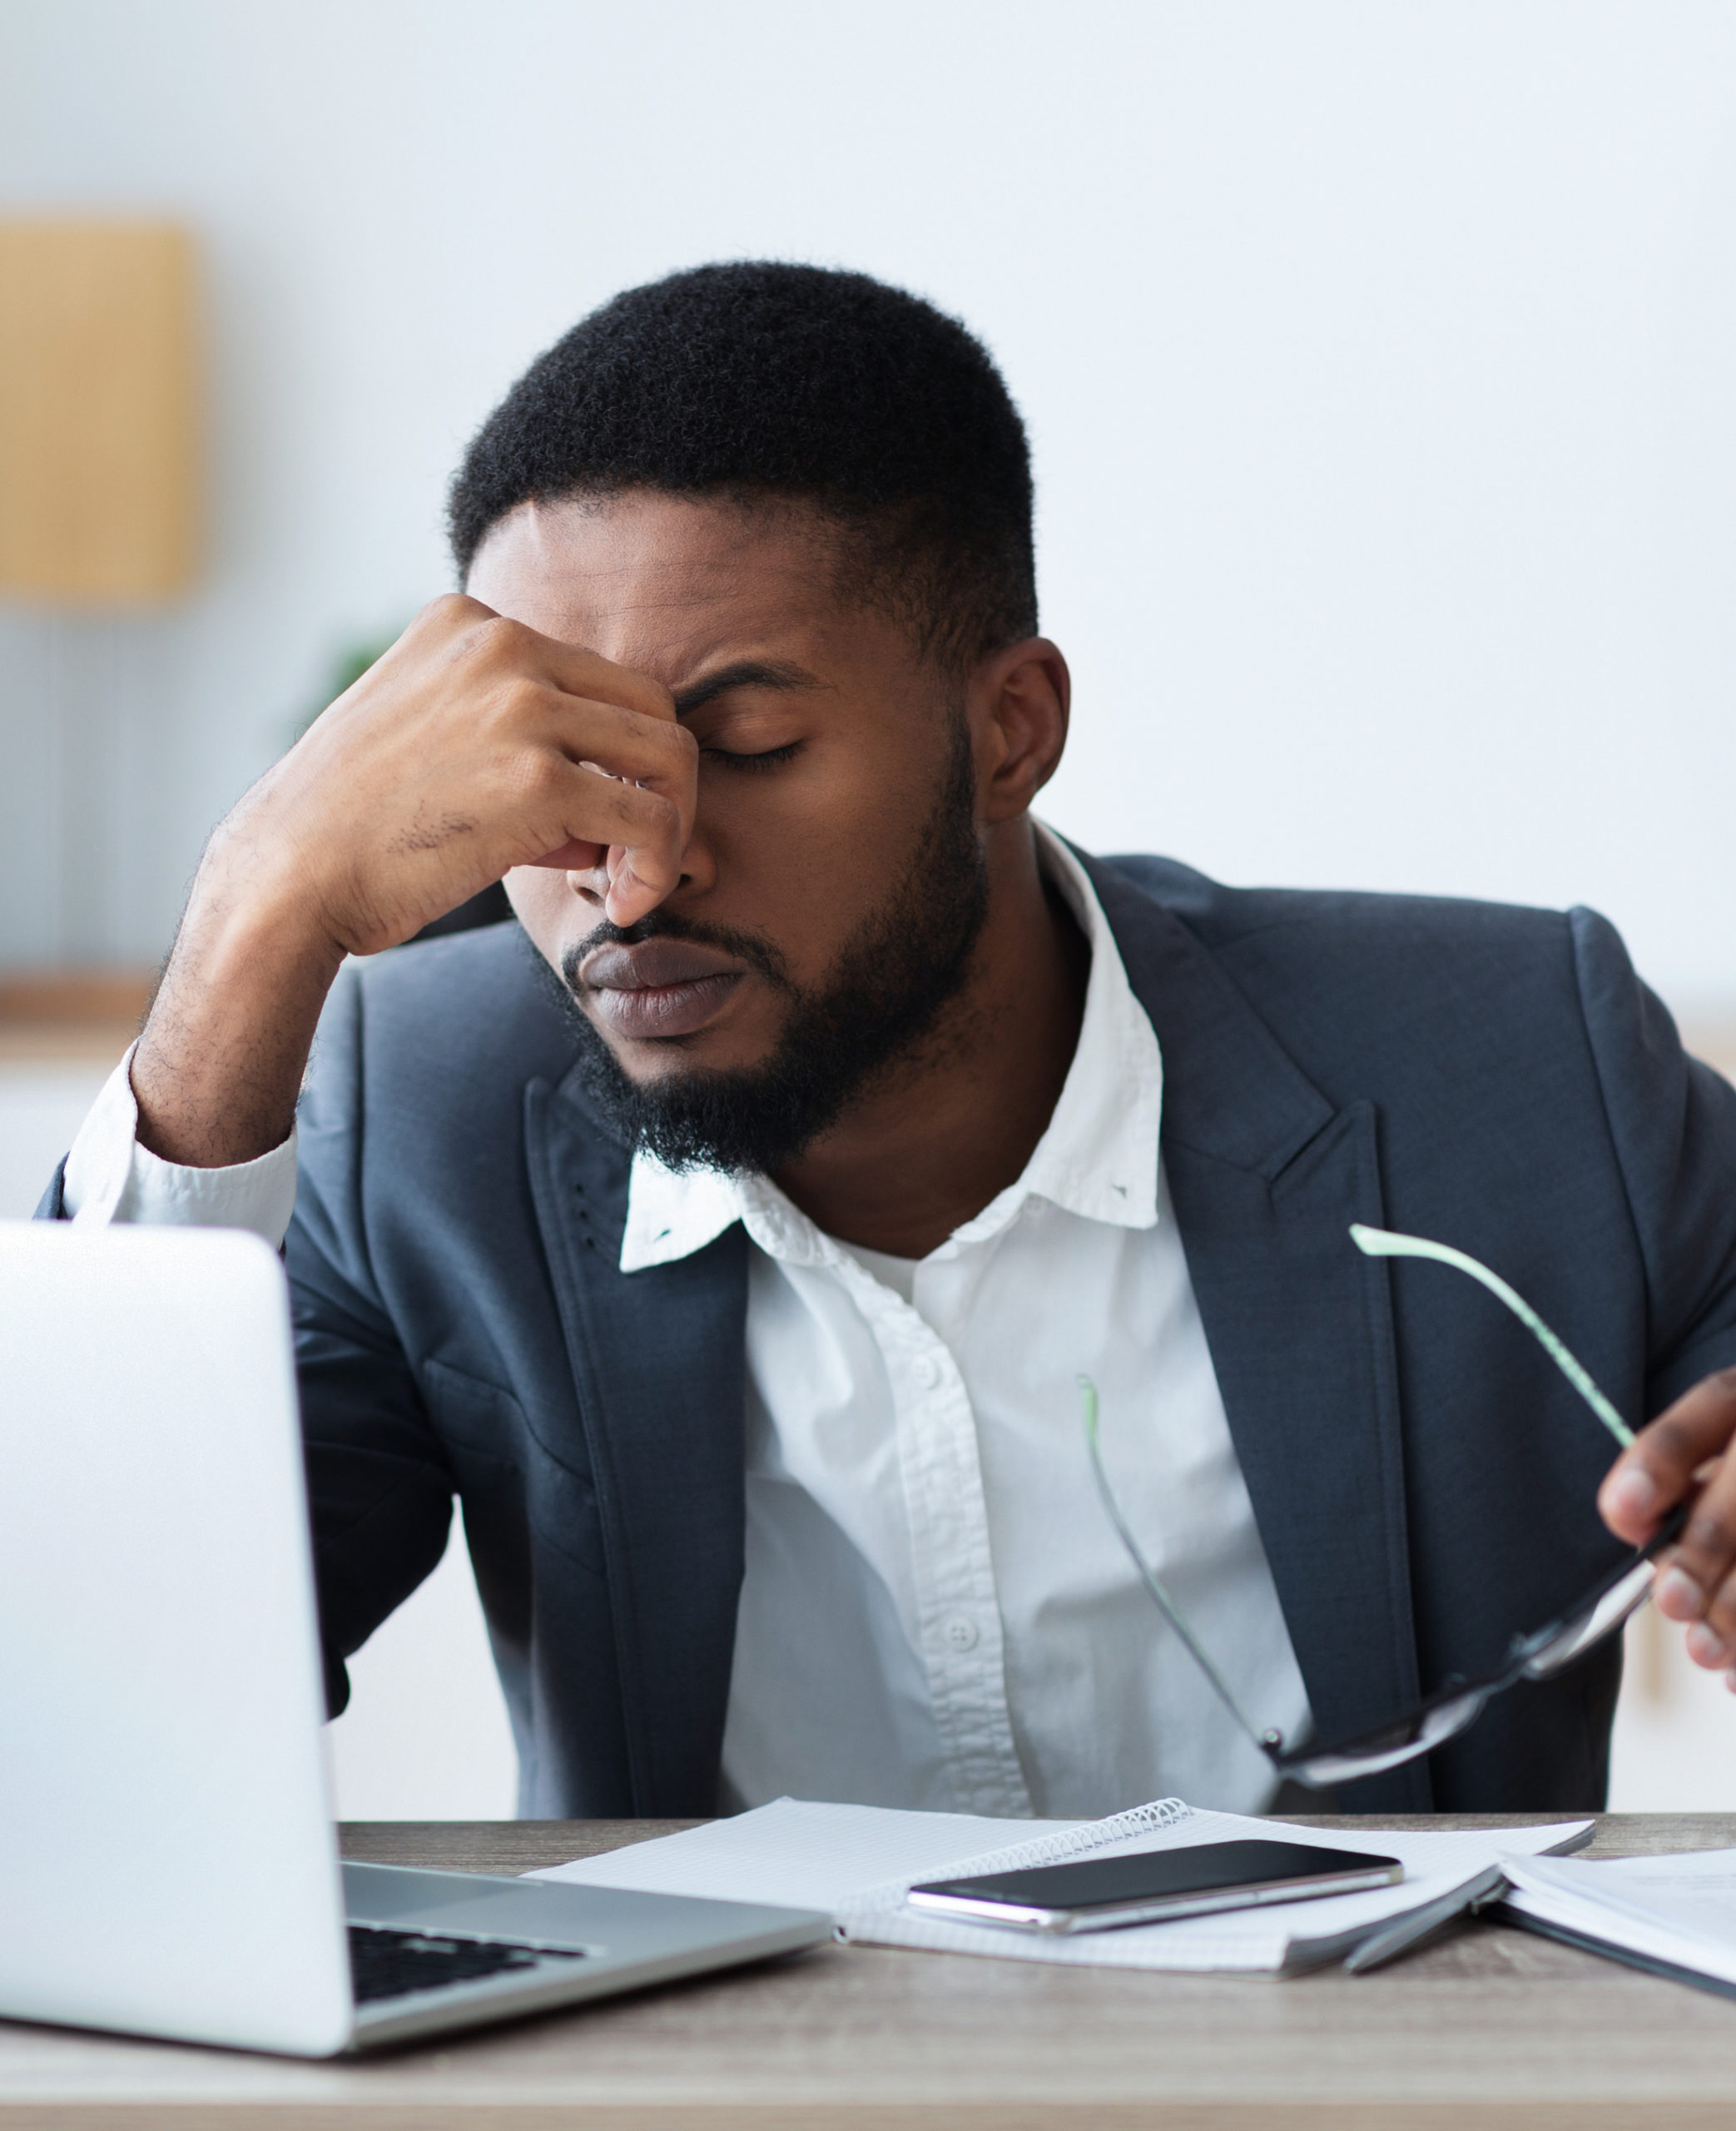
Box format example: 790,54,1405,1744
533,1796,1592,1975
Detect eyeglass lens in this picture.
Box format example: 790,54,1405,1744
1278,1690,1490,1788
1519,1556,1659,1681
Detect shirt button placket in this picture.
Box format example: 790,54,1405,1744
905,1335,1030,1816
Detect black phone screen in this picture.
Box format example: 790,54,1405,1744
911,1839,1399,1914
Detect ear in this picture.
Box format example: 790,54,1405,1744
968,638,1071,825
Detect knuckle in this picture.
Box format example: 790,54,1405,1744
1644,1415,1702,1468
485,675,545,729
581,763,641,820
1685,1504,1736,1560
508,748,563,807
634,787,682,834
465,613,530,668
607,668,675,724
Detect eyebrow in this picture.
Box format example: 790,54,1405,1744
670,659,827,717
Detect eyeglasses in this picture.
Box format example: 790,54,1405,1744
1082,1223,1687,1791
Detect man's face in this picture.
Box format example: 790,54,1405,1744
469,492,989,1155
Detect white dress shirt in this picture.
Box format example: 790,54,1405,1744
62,825,1312,1816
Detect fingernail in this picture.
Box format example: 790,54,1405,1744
1605,1468,1659,1522
1655,1567,1705,1620
1688,1622,1729,1667
1726,1671,1736,1695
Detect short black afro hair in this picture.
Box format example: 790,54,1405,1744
448,261,1037,675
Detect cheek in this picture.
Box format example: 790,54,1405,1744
503,866,581,961
699,758,913,972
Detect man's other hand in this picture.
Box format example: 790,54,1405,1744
1600,1371,1736,1681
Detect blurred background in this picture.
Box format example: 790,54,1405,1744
2,0,1734,1817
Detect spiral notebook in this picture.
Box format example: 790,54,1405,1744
533,1796,1593,1975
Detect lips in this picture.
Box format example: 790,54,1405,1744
578,937,746,1041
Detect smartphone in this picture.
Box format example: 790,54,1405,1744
905,1839,1403,1935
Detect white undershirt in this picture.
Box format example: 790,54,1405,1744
62,825,1312,1816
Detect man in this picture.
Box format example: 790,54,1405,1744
47,262,1736,1819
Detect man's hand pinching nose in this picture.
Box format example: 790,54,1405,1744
522,763,687,926
525,829,685,930
235,593,699,954
1599,1369,1736,1681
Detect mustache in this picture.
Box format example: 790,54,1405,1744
561,909,792,995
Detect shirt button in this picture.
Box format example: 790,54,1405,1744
943,1614,980,1652
912,1354,941,1390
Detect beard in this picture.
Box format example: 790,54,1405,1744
539,715,990,1176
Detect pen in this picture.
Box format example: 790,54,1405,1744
1344,1863,1507,1975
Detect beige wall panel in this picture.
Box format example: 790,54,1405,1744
0,221,200,603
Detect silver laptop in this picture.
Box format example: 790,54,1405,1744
0,1220,828,2056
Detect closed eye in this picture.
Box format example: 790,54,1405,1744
702,741,802,773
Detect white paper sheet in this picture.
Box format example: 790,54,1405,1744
534,1796,1592,1974
1502,1849,1736,1988
532,1797,1082,1912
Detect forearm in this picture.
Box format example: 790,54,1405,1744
131,842,345,1169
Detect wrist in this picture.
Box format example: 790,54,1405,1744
131,849,349,1169
191,817,350,976
175,879,347,1007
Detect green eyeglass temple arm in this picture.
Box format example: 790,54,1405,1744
1347,1224,1634,1450
1079,1374,1280,1758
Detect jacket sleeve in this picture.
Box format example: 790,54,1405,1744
286,968,455,1715
1572,907,1736,1415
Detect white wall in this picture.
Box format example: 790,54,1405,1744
3,0,1735,1011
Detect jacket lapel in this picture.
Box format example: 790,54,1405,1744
526,1068,750,1816
1087,857,1428,1810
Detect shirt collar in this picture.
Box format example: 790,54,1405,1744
618,822,1163,1273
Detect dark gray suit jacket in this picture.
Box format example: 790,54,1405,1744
49,852,1736,1816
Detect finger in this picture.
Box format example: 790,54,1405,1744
1598,1368,1736,1543
458,610,681,729
519,762,686,911
537,639,678,728
439,617,697,858
1652,1448,1736,1638
508,692,697,872
540,691,696,793
1686,1463,1736,1649
553,711,696,906
1685,1617,1734,1669
525,837,608,873
1699,1580,1736,1663
476,685,696,892
603,844,669,928
389,591,504,668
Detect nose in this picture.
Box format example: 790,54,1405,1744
564,855,610,910
565,822,716,908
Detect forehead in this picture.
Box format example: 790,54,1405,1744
465,491,864,679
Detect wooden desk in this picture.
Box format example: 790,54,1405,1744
6,1814,1736,2128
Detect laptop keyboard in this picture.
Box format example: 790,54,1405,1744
348,1923,588,2004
